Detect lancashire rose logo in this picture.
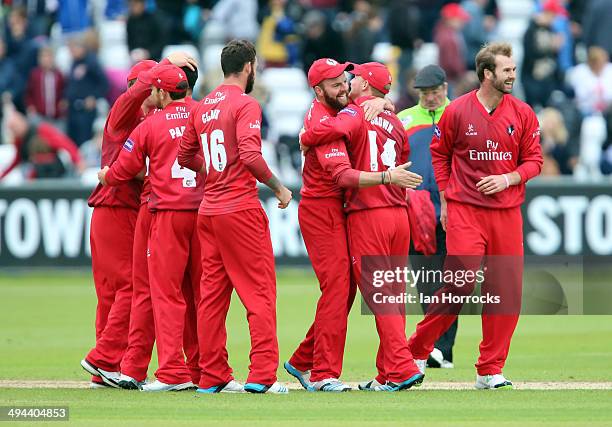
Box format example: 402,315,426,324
326,58,338,66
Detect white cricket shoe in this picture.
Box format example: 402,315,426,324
475,374,513,390
308,378,351,392
80,359,120,388
358,378,384,391
244,381,289,394
197,380,245,393
117,374,146,390
414,359,427,375
141,380,196,392
427,348,454,369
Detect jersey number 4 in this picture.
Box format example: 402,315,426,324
201,129,227,173
368,130,397,171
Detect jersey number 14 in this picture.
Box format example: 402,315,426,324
368,130,397,171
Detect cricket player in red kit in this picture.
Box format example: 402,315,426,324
407,43,543,389
99,64,203,392
80,53,198,389
286,58,421,392
300,62,425,392
178,39,292,394
112,64,200,391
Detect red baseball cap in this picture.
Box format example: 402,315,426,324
308,58,354,87
150,64,188,93
127,59,157,82
350,62,392,95
542,0,569,17
440,3,470,21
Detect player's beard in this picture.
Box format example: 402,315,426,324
323,88,348,112
245,67,255,94
492,72,514,94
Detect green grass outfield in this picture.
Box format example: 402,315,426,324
1,269,611,426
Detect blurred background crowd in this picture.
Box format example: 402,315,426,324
0,0,611,186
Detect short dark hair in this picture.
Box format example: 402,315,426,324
168,80,189,99
221,39,256,76
475,42,513,82
181,65,198,89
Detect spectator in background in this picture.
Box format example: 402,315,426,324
539,107,573,175
58,0,91,34
210,0,259,42
64,37,108,147
567,46,612,116
521,0,565,109
257,0,299,67
462,0,496,70
79,117,104,169
582,0,612,58
11,0,55,37
434,3,470,87
1,108,84,180
340,0,382,65
25,45,65,122
300,10,346,75
155,0,189,44
0,38,19,120
388,0,421,92
127,0,164,61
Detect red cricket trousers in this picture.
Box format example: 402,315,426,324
197,208,278,388
408,200,523,375
87,206,137,372
289,197,356,382
148,210,201,384
119,204,154,382
347,207,421,384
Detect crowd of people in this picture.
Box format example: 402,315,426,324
0,0,611,181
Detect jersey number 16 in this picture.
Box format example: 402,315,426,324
201,129,227,173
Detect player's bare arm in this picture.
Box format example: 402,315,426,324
440,190,447,231
264,174,292,209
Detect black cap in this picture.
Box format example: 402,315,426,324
414,65,446,89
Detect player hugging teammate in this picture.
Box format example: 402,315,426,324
81,40,541,393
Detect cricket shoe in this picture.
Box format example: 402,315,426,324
80,359,120,388
283,361,311,390
372,373,425,392
244,382,289,394
414,359,427,375
475,374,513,390
427,348,454,369
117,374,146,390
308,378,351,392
358,378,384,391
141,380,197,392
90,376,113,389
196,380,245,394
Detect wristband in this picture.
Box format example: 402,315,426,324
502,173,510,189
381,172,385,185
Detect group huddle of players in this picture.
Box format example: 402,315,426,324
79,38,543,394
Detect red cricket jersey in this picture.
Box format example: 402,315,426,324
138,97,198,206
178,84,273,216
301,96,409,213
87,75,152,209
301,98,344,199
105,100,204,211
432,90,543,208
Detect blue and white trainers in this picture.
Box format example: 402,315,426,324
141,380,197,392
283,361,311,390
372,373,425,392
244,381,289,394
309,378,351,392
196,380,245,394
475,374,513,390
